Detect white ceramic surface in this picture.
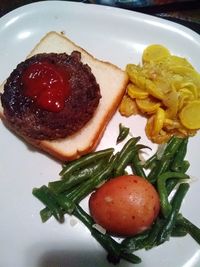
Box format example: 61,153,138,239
0,1,200,267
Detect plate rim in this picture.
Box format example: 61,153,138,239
0,0,200,42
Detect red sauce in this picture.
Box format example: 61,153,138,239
22,61,71,112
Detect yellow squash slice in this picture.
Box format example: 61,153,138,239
142,44,170,63
179,100,200,129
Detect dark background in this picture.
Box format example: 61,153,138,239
0,0,200,33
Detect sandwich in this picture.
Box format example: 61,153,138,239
0,31,128,161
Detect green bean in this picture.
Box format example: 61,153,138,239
163,136,184,158
32,186,64,222
166,160,190,195
69,155,118,205
157,172,189,218
114,149,136,177
39,156,118,221
73,205,119,263
179,160,190,173
166,179,179,195
131,147,147,178
116,123,130,143
121,230,150,253
49,159,106,193
59,148,114,176
143,154,157,170
176,215,200,245
47,155,118,215
40,207,54,223
73,205,141,264
144,218,165,250
147,137,184,183
39,184,81,222
157,183,189,245
147,157,171,183
113,137,140,176
171,138,188,172
171,225,188,237
115,143,150,177
115,137,140,163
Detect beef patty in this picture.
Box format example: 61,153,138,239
1,52,101,140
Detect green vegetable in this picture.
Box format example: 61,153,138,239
32,185,64,222
144,218,165,250
157,172,189,218
143,154,157,170
157,183,190,244
49,158,106,193
171,225,188,237
66,155,118,209
39,155,118,219
171,138,189,172
176,215,200,245
40,207,54,223
121,230,150,253
73,205,141,264
59,148,114,177
131,145,148,178
33,134,199,266
114,137,140,176
147,136,183,183
117,123,130,143
114,149,135,177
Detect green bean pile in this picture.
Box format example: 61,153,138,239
33,132,200,265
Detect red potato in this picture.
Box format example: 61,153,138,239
89,175,160,236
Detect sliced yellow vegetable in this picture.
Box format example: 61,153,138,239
145,115,154,139
164,119,180,129
142,44,170,63
170,66,200,87
145,115,170,144
179,88,194,100
126,64,140,84
164,90,179,119
162,55,194,69
145,79,164,100
152,108,166,136
181,82,198,99
179,100,200,129
121,43,200,143
127,83,148,99
135,98,160,114
119,95,138,117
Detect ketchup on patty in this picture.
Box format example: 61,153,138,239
22,61,71,112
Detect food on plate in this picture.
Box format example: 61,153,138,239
0,31,128,160
33,132,200,265
1,52,101,140
89,175,160,236
119,44,200,143
116,123,130,143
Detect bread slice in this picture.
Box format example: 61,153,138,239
0,31,128,161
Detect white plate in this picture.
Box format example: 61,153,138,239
0,1,200,267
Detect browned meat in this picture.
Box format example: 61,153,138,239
1,52,101,140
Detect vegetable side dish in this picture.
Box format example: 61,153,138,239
33,130,200,265
119,44,200,143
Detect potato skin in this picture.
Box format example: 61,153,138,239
89,175,160,236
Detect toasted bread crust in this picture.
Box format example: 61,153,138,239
0,31,128,161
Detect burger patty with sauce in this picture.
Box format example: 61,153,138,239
1,52,101,140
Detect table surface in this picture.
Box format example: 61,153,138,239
0,0,200,34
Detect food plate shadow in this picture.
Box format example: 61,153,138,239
28,245,131,267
